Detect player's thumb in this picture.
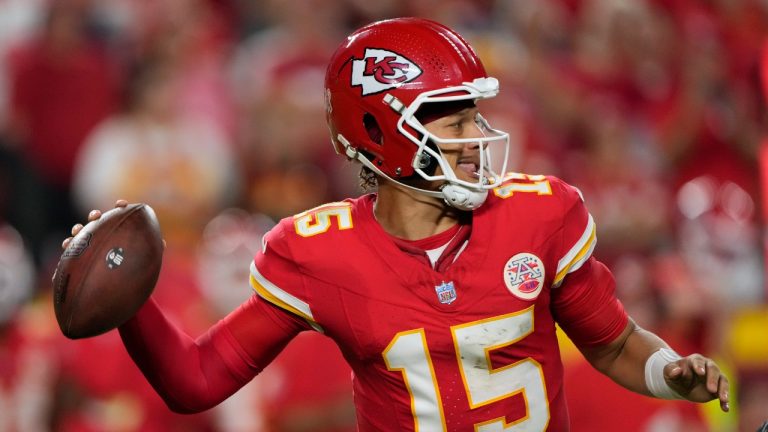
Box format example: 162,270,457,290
663,360,692,393
664,361,683,380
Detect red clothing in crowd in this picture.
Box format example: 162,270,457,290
8,39,119,185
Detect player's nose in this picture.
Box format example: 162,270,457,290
463,121,486,148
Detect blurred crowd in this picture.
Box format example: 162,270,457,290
0,0,766,431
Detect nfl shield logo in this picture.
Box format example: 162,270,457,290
435,281,457,304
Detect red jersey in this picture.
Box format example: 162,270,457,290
250,174,628,431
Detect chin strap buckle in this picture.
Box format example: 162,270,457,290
337,134,359,159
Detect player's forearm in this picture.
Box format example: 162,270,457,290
118,297,257,413
581,319,670,396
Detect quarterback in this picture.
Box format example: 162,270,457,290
66,18,729,431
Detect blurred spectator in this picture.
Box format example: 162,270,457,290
0,224,56,430
725,306,768,432
53,331,217,432
0,0,47,129
142,0,237,137
73,56,240,246
5,0,121,264
196,208,274,319
404,0,493,30
230,0,358,219
759,37,768,301
564,104,671,261
674,176,763,309
0,225,33,325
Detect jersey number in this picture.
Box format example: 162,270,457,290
293,203,353,237
383,308,549,431
494,173,552,198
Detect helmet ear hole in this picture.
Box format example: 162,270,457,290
363,113,383,145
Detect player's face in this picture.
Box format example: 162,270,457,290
423,107,485,184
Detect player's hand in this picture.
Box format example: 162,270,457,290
61,200,129,250
664,353,729,412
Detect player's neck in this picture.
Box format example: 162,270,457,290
374,182,464,241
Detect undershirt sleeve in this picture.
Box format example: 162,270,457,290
118,294,308,413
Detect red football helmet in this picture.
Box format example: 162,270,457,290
325,17,509,210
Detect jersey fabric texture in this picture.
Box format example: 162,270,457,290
249,174,629,431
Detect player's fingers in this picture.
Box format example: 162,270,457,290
62,237,72,250
689,354,707,376
88,209,102,222
71,224,83,237
705,360,720,394
718,375,730,412
665,357,696,391
115,199,128,208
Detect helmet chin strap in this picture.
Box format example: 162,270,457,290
440,183,488,211
338,134,488,211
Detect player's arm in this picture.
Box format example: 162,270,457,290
118,294,306,413
549,179,729,412
581,316,730,409
553,259,730,412
65,203,309,414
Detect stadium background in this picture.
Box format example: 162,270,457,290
0,0,766,430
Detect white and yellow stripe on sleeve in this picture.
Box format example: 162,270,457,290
249,261,323,332
553,214,596,287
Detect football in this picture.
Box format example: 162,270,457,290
52,203,163,339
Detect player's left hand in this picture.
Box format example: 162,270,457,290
664,354,729,412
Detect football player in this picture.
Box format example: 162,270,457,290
65,18,729,431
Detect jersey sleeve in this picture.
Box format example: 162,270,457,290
549,178,629,347
250,222,323,332
118,295,305,413
551,180,596,288
551,257,629,347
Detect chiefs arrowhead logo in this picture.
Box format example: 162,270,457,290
351,48,422,95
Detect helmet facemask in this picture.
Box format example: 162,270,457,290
385,77,510,210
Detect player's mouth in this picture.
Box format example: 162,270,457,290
457,160,480,179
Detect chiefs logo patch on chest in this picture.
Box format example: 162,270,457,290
503,253,545,301
351,48,422,95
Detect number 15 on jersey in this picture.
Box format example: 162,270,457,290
383,307,550,431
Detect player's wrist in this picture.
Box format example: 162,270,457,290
644,348,684,400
